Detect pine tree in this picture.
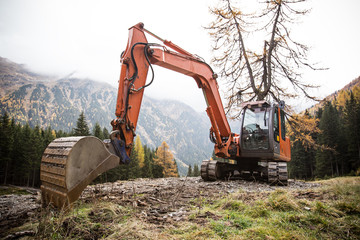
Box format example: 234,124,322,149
10,122,23,185
29,126,42,187
187,165,193,177
315,102,344,177
343,91,360,171
289,140,308,179
22,123,33,186
56,129,68,138
43,126,55,148
152,161,164,178
128,145,140,179
142,145,153,178
0,112,14,184
173,159,179,177
193,164,200,177
74,112,90,136
93,122,103,140
103,127,110,139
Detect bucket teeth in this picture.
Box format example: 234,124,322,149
40,138,80,208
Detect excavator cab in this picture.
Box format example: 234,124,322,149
239,101,291,162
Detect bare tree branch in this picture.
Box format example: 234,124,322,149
207,0,325,119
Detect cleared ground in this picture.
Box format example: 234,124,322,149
1,177,359,239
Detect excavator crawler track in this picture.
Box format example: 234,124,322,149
200,160,288,185
41,136,120,208
200,160,210,181
266,162,288,186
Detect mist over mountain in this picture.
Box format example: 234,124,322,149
0,57,213,176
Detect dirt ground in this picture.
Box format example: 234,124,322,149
0,177,321,238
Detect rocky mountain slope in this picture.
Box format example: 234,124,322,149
0,57,213,175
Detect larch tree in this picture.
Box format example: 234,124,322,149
208,0,323,117
134,136,145,168
155,141,179,177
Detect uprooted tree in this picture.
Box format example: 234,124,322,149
208,0,323,117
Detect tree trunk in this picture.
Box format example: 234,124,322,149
11,172,15,185
26,172,30,187
330,155,334,177
32,166,36,188
358,142,360,167
335,158,339,176
3,161,8,185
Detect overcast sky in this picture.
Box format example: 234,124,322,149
0,0,359,112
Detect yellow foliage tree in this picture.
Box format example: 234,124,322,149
287,112,320,150
155,141,179,177
134,136,145,168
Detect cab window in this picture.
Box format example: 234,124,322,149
274,107,279,142
280,109,286,141
241,107,270,150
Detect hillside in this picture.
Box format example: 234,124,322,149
0,57,213,176
306,76,360,115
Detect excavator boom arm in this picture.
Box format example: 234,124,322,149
112,23,233,158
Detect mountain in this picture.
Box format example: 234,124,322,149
0,57,213,175
137,97,213,174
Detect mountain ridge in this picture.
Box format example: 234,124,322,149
305,76,360,115
0,57,213,176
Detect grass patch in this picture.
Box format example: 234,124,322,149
0,186,31,195
203,177,360,239
268,189,300,211
36,201,132,239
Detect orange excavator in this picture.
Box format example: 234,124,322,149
40,23,291,208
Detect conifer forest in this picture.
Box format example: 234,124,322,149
0,111,181,188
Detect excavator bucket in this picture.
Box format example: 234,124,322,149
40,136,120,208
